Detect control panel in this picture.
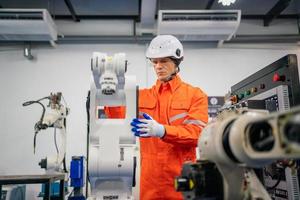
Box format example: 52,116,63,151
230,54,300,109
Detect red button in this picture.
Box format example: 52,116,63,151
273,73,285,82
273,73,281,82
230,95,238,104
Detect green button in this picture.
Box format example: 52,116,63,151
245,90,251,96
238,93,244,99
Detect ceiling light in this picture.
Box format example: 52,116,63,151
218,0,236,6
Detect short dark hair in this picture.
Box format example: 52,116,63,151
170,57,183,67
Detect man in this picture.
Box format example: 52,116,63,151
106,35,208,199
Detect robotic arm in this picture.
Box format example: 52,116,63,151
176,106,300,200
88,53,137,199
23,92,69,172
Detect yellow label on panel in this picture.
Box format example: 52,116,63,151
189,179,194,189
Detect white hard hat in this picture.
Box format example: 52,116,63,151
146,35,184,59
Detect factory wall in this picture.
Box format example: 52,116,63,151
0,42,299,198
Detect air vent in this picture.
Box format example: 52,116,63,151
0,9,57,42
157,10,241,43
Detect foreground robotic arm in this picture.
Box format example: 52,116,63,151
176,106,300,200
23,92,69,172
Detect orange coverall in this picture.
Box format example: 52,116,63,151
105,75,208,200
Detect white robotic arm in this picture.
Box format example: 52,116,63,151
23,92,69,173
88,52,137,200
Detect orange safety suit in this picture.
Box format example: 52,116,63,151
105,75,208,200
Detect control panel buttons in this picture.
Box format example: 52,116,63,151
245,90,251,96
273,73,285,82
238,93,244,100
230,95,238,104
260,84,265,89
251,87,257,93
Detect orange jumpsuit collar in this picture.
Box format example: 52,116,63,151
155,75,182,94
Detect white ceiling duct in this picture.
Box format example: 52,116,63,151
0,9,57,42
157,10,241,43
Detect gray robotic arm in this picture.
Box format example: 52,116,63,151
176,106,300,200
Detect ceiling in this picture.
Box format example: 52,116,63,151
0,0,300,22
1,0,300,44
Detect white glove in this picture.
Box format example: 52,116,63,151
131,113,165,138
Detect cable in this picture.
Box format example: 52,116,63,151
264,163,285,190
23,100,47,123
33,131,38,154
63,156,68,173
85,91,91,197
266,174,282,190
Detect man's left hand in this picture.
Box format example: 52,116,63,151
130,113,165,138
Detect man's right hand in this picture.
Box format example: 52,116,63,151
130,113,165,138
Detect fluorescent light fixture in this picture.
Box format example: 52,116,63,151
218,0,236,6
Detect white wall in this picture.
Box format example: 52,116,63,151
0,42,299,198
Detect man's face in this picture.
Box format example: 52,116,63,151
150,57,176,82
